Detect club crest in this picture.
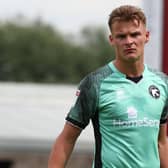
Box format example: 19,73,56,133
149,85,160,99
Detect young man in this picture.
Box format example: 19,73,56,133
48,5,168,168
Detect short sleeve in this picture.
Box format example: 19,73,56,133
66,75,98,129
160,99,168,124
160,74,168,124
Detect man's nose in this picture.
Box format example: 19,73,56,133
125,36,134,46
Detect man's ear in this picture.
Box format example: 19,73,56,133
109,35,114,45
145,31,150,43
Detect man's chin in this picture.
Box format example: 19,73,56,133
125,55,140,62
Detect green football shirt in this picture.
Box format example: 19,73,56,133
66,62,168,168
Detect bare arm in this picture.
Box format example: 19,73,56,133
158,124,168,168
48,122,82,168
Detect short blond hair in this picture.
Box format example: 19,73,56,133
108,5,146,32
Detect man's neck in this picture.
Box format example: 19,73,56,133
113,60,144,77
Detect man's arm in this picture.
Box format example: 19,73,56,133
158,124,168,168
48,122,82,168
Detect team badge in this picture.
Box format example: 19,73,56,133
149,85,160,99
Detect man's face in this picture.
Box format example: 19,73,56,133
109,20,149,63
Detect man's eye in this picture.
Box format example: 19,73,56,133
131,33,141,37
117,35,126,39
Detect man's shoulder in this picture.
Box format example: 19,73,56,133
79,63,113,89
90,63,113,78
147,66,168,83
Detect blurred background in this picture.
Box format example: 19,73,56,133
0,0,167,168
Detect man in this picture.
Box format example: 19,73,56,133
48,5,168,168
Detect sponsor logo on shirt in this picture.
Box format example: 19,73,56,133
112,118,160,128
127,106,138,119
112,106,159,128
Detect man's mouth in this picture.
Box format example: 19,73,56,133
124,48,136,54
